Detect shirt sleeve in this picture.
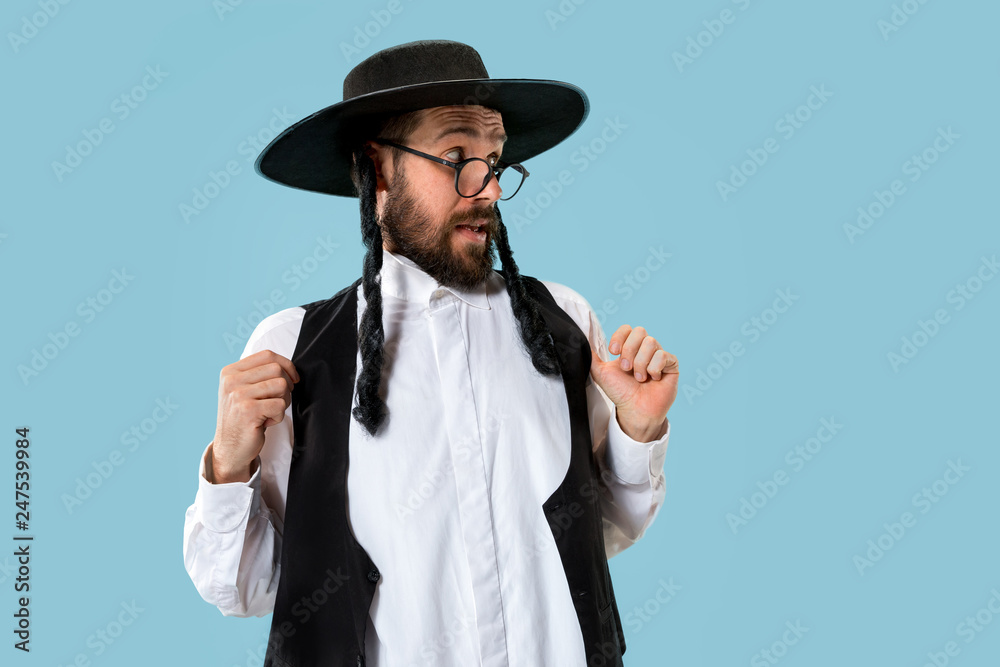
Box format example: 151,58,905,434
540,281,670,559
181,307,304,617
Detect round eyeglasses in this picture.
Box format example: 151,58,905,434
373,138,529,200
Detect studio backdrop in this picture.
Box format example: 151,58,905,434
3,1,998,665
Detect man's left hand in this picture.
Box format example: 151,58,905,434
589,325,678,443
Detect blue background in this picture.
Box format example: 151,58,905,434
3,0,998,665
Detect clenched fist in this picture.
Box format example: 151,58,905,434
210,350,300,484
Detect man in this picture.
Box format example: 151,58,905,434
183,40,679,667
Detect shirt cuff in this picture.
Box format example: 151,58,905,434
195,442,262,533
605,405,670,486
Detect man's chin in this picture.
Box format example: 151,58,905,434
436,237,494,289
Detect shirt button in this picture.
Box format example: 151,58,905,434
432,289,445,299
367,569,380,583
356,654,365,667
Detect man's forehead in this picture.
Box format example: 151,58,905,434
414,105,507,144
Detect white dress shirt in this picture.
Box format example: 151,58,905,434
183,249,669,666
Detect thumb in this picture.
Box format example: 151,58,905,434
588,341,613,391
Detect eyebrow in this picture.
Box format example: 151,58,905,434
432,126,507,146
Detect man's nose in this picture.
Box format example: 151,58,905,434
475,169,504,203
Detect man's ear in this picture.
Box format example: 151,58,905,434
362,140,388,190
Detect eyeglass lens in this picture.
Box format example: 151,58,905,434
457,160,525,200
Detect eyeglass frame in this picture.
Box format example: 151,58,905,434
372,138,530,200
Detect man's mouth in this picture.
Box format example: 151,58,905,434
455,220,488,243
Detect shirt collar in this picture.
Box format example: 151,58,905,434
379,249,494,310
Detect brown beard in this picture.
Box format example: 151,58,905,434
378,164,499,290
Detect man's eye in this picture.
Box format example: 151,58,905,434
445,149,499,164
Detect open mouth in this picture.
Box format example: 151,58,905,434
455,221,488,242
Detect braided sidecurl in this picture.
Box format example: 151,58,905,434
493,206,560,377
352,148,388,436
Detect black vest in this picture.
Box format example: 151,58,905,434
263,275,626,667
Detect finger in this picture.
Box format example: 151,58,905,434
651,350,680,380
647,350,667,381
647,349,680,380
231,350,300,383
259,397,292,429
618,326,647,371
632,336,662,381
608,324,632,356
228,362,297,394
236,375,295,401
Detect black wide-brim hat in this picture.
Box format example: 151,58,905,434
254,40,590,197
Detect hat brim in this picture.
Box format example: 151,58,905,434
254,78,589,197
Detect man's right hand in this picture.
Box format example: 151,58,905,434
209,350,300,484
